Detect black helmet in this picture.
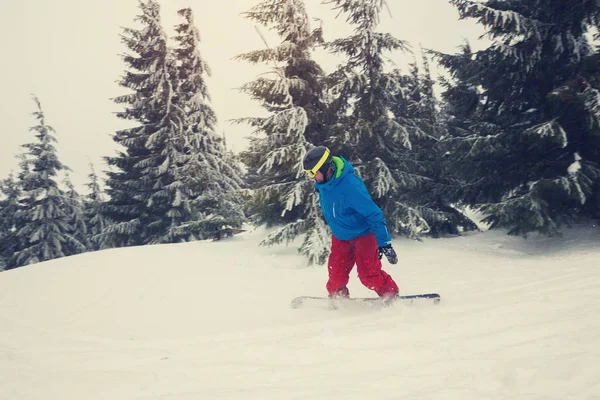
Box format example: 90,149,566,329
303,146,332,178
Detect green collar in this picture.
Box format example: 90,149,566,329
332,156,344,178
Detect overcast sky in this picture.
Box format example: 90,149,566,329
0,0,483,190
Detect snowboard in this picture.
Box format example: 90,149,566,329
291,293,441,309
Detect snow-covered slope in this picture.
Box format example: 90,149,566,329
1,225,599,399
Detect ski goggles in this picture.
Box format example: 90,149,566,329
304,148,331,178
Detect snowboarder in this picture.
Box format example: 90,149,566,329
302,146,400,302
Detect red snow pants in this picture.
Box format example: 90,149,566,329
326,233,399,297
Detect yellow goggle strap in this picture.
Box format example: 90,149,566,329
304,148,330,178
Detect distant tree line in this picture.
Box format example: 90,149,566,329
1,0,599,269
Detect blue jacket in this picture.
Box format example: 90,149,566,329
314,156,392,247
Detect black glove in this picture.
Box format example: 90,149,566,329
378,245,398,264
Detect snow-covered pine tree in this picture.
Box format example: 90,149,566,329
388,52,478,237
324,0,449,238
103,0,207,246
235,0,330,264
63,174,89,254
437,0,600,236
7,96,85,269
83,164,110,251
0,173,21,269
171,8,246,240
578,52,600,219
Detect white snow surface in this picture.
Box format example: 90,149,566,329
1,224,600,400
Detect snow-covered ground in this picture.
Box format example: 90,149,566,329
1,224,599,400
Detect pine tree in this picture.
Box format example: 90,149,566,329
437,0,600,236
103,0,210,246
83,164,110,251
172,8,246,240
235,0,330,264
63,174,89,253
102,0,169,247
8,96,85,269
388,53,479,237
0,173,21,269
323,0,458,238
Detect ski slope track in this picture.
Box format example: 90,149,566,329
1,224,599,400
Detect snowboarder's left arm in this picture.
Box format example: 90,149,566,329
346,176,392,247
